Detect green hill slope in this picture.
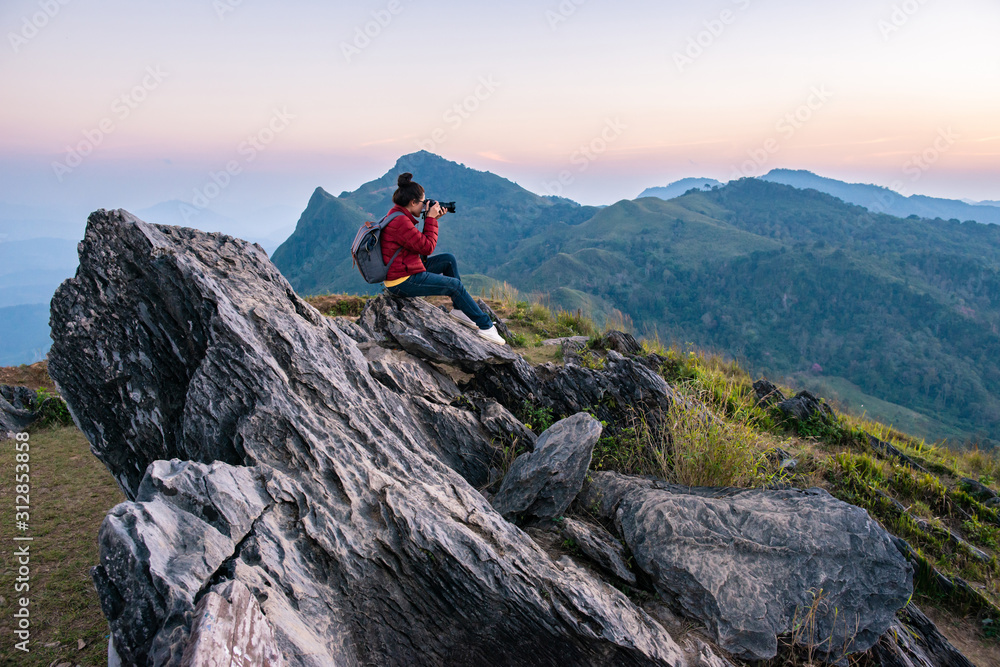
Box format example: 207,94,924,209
509,182,1000,443
274,155,1000,445
271,151,598,294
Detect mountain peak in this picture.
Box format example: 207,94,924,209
763,168,818,178
638,177,723,201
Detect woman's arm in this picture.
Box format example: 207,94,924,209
390,215,438,256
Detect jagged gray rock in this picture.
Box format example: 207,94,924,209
1,384,37,438
752,379,785,407
592,330,643,356
475,297,513,341
776,390,834,422
358,290,522,370
532,350,680,430
687,638,737,667
356,295,680,436
560,517,636,585
578,471,913,662
491,412,601,521
867,433,929,473
93,460,273,665
541,335,590,346
181,579,284,666
959,476,998,502
913,516,991,563
871,605,975,667
50,209,687,666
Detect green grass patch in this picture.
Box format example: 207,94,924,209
591,399,775,488
0,427,124,665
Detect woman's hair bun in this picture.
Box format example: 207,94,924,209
392,172,423,206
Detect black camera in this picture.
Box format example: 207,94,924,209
422,200,456,218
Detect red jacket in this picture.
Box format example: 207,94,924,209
381,205,438,280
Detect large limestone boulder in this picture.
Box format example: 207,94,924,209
579,472,914,662
49,209,686,666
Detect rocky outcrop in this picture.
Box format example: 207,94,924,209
50,210,687,666
181,580,284,666
356,293,680,435
93,460,273,665
49,209,945,666
559,517,636,585
1,384,37,438
592,330,643,356
872,605,976,667
776,390,834,423
959,476,998,503
491,412,601,521
0,383,69,438
530,350,680,431
578,472,914,662
752,379,785,407
475,297,513,341
867,433,930,473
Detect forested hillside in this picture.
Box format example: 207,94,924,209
272,154,1000,446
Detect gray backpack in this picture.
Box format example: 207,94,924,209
351,211,406,284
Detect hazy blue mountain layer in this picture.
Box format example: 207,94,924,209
637,178,723,201
760,169,1000,226
0,303,51,366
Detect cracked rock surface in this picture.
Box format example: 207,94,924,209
50,209,952,666
491,411,601,521
50,209,687,666
579,472,913,662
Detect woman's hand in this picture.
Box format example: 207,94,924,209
428,202,445,218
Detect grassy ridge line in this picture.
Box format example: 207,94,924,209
305,289,1000,650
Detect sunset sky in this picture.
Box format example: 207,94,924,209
1,0,998,229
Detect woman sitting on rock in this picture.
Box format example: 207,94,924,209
381,172,506,345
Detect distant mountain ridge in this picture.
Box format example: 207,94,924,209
637,170,1000,227
637,178,722,200
271,151,598,296
758,169,1000,226
135,201,296,255
274,153,1000,445
0,303,51,365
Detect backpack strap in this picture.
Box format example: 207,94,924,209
382,210,409,275
385,247,404,273
379,210,408,228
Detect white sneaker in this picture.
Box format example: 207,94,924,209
478,325,506,345
449,309,479,330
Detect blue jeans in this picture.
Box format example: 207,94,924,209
385,254,493,329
